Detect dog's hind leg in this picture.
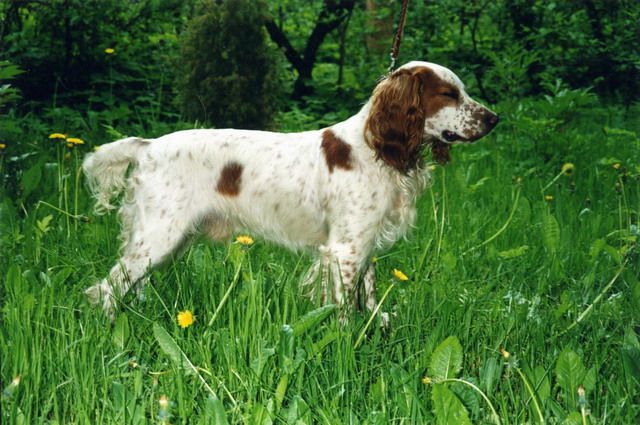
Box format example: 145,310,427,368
85,204,196,320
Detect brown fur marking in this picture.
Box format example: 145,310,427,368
216,162,243,196
321,129,353,173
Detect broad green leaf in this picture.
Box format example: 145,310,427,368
542,212,560,253
275,374,289,410
112,314,129,350
36,215,53,234
442,251,457,271
6,264,21,290
561,411,582,425
285,395,311,424
204,395,229,425
0,61,24,80
279,325,295,373
429,336,463,380
431,384,472,425
21,161,42,199
250,340,275,378
532,365,551,405
514,196,532,227
390,364,416,417
622,328,640,392
250,402,273,425
555,348,586,409
498,245,529,259
291,304,336,337
589,238,606,259
152,323,194,375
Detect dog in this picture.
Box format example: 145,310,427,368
83,61,499,321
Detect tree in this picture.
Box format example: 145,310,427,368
265,0,355,99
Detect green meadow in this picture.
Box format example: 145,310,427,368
1,89,639,423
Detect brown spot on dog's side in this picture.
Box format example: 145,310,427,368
321,129,353,173
216,162,243,196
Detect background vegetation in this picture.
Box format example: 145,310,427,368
1,0,639,423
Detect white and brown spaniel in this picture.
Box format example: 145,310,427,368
83,61,498,321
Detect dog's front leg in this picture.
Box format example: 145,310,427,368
363,261,390,328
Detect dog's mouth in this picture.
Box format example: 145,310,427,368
441,130,467,144
440,130,489,144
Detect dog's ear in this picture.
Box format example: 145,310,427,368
365,69,426,173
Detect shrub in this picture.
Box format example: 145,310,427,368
178,0,282,129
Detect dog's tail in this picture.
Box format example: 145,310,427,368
82,137,150,213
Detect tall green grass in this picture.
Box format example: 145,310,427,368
1,92,639,423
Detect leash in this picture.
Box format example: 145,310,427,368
388,0,410,73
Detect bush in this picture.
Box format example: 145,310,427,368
178,0,282,129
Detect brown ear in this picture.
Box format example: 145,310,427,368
365,69,426,173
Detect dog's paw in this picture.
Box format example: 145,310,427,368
84,283,116,321
84,283,105,305
379,311,392,331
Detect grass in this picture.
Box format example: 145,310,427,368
1,93,639,424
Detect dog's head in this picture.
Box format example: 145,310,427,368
365,61,498,171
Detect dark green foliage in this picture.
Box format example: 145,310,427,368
178,0,282,129
397,0,640,102
1,0,188,109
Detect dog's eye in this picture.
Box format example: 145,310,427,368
441,91,458,100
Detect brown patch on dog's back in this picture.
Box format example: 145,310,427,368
321,129,353,173
216,162,243,196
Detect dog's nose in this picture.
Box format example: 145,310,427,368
484,113,499,127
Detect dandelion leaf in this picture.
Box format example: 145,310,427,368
204,394,229,425
291,304,336,337
152,323,195,375
560,411,582,425
429,336,463,380
431,384,472,425
498,245,529,259
112,314,129,350
542,212,560,253
555,348,586,409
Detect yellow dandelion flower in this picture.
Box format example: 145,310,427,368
0,143,6,150
544,195,553,202
49,133,66,139
66,137,84,145
177,310,195,328
105,48,115,54
392,268,409,281
499,347,510,360
561,162,575,176
612,163,621,170
421,376,432,385
235,235,254,245
159,395,169,408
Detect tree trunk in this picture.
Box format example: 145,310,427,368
265,0,355,99
365,0,394,56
